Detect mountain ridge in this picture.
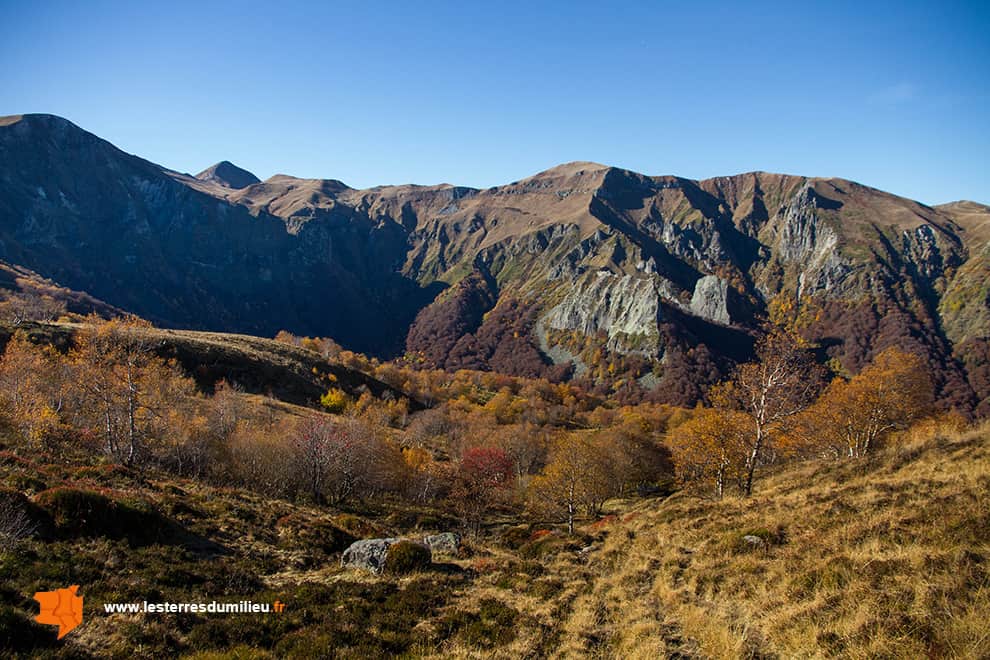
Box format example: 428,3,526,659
1,112,988,413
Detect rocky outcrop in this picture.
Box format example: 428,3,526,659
775,185,840,264
542,271,663,355
690,275,732,325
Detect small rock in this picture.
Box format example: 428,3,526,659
421,532,460,555
741,534,766,550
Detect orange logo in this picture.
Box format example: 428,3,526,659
34,585,84,639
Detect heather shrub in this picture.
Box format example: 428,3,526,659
440,597,519,648
33,487,169,544
384,540,431,574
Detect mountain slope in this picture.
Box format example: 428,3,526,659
0,321,410,408
0,114,435,354
550,421,990,658
1,114,988,411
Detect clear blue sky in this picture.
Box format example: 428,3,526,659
2,0,987,203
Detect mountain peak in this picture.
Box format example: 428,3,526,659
0,113,75,129
531,161,611,178
195,160,260,189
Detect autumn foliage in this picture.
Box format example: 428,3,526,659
451,446,515,532
0,315,958,535
794,347,934,458
670,335,939,498
671,407,751,499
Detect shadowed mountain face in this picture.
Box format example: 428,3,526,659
0,114,436,355
1,114,988,412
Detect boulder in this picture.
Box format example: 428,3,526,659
341,536,438,573
340,538,402,573
421,532,461,555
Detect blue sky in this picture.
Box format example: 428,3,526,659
1,0,988,203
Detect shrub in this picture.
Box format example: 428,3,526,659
727,525,788,554
471,557,499,574
33,487,170,545
440,598,519,648
275,514,356,555
499,524,533,549
7,474,47,493
528,577,564,599
0,451,35,467
182,646,274,660
319,388,349,414
274,629,336,658
0,604,58,653
518,532,591,559
0,488,49,545
384,541,431,574
333,513,381,538
71,464,143,486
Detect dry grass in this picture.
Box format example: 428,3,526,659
3,407,986,657
427,421,990,658
559,421,990,659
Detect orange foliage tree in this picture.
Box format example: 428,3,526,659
68,317,197,466
0,332,69,448
712,329,822,495
798,347,934,458
528,434,613,534
670,407,751,498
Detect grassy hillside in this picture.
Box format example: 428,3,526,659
2,414,986,658
0,321,412,408
549,421,990,659
0,440,468,659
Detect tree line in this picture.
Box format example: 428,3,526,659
0,317,955,534
671,329,942,499
0,318,675,533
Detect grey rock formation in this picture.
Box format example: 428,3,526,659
340,538,402,573
543,271,662,354
690,275,732,325
742,534,767,550
421,532,461,555
341,537,438,572
777,186,837,263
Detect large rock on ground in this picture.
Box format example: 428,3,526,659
340,538,402,573
341,536,440,573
